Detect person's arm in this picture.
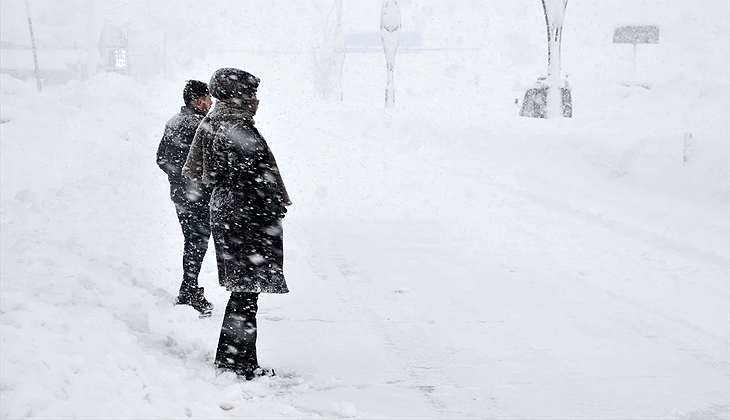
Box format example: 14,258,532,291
183,125,205,182
156,126,175,176
158,119,195,181
208,130,236,186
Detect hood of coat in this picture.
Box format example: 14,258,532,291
208,67,260,101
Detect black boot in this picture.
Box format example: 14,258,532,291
244,366,276,380
175,287,214,318
215,292,263,377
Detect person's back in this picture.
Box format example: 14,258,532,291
157,107,207,196
156,80,215,317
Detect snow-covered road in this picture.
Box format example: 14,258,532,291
2,70,728,418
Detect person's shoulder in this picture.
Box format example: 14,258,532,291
164,112,181,128
221,121,258,147
166,109,194,127
228,120,257,138
181,110,204,124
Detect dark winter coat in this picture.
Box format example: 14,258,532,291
183,99,291,294
156,106,213,204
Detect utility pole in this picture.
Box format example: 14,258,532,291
25,0,42,93
380,0,401,107
519,0,572,118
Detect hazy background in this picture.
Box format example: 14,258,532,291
2,0,728,102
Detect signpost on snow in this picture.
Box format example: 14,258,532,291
380,0,402,108
613,25,659,87
520,0,572,118
24,0,42,93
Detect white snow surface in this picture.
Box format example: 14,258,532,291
2,1,729,419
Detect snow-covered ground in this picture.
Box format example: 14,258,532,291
2,0,729,418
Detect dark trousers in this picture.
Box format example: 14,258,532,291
174,200,211,298
215,292,259,375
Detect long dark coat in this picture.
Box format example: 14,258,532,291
183,100,290,294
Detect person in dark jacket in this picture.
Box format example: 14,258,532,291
183,68,291,379
156,80,215,317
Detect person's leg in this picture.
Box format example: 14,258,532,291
215,292,259,376
174,201,211,299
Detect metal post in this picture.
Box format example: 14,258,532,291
542,0,568,118
381,0,401,108
25,0,42,93
632,43,637,80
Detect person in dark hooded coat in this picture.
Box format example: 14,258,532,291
183,68,291,379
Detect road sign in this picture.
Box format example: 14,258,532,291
613,25,659,82
613,25,659,45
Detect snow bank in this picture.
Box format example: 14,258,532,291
1,74,441,419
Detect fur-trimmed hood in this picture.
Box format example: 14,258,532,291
208,68,260,101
